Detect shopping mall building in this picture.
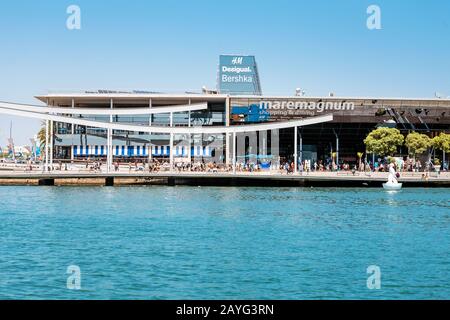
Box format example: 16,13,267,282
1,55,449,170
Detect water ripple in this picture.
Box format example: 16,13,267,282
0,186,449,299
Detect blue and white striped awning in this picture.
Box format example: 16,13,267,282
150,145,169,156
72,145,212,157
191,145,211,157
73,145,108,156
113,145,151,156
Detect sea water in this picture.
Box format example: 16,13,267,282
0,186,449,299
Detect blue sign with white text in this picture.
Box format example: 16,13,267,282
231,104,270,123
217,55,262,95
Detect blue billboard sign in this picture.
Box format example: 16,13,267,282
217,55,262,95
231,104,270,123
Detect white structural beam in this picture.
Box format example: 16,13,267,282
148,99,152,164
110,98,113,122
49,120,53,167
108,99,113,173
0,101,208,115
336,136,339,169
169,109,174,171
294,126,298,174
45,120,49,172
0,105,334,135
187,134,191,170
299,133,303,170
106,128,111,173
71,98,75,161
169,133,174,171
332,129,339,170
443,150,446,171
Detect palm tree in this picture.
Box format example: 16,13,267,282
37,121,47,149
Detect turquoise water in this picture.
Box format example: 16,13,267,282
0,186,449,300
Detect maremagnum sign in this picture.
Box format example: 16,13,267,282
217,55,262,95
260,100,355,112
231,99,355,123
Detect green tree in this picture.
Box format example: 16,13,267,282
364,127,404,157
405,132,431,160
432,133,450,168
432,133,450,153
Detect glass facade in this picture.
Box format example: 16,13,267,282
45,94,450,166
52,100,227,160
229,97,450,165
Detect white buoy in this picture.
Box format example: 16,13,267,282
382,181,403,190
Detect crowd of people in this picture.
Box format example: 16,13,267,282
364,157,446,173
11,155,449,175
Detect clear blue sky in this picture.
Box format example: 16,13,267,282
1,0,449,145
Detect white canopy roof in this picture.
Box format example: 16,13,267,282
0,101,333,134
0,101,207,115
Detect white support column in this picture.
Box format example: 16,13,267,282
108,99,113,172
294,126,298,174
188,98,191,128
111,130,113,170
443,150,446,171
45,120,49,172
71,98,75,161
187,134,191,170
148,98,152,164
169,133,174,171
299,133,303,172
106,128,111,173
170,111,174,171
233,131,236,174
336,136,339,170
49,120,54,168
110,130,113,171
148,143,152,164
110,98,113,123
106,129,109,172
225,97,231,167
106,131,109,171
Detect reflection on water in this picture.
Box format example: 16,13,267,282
0,186,449,299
